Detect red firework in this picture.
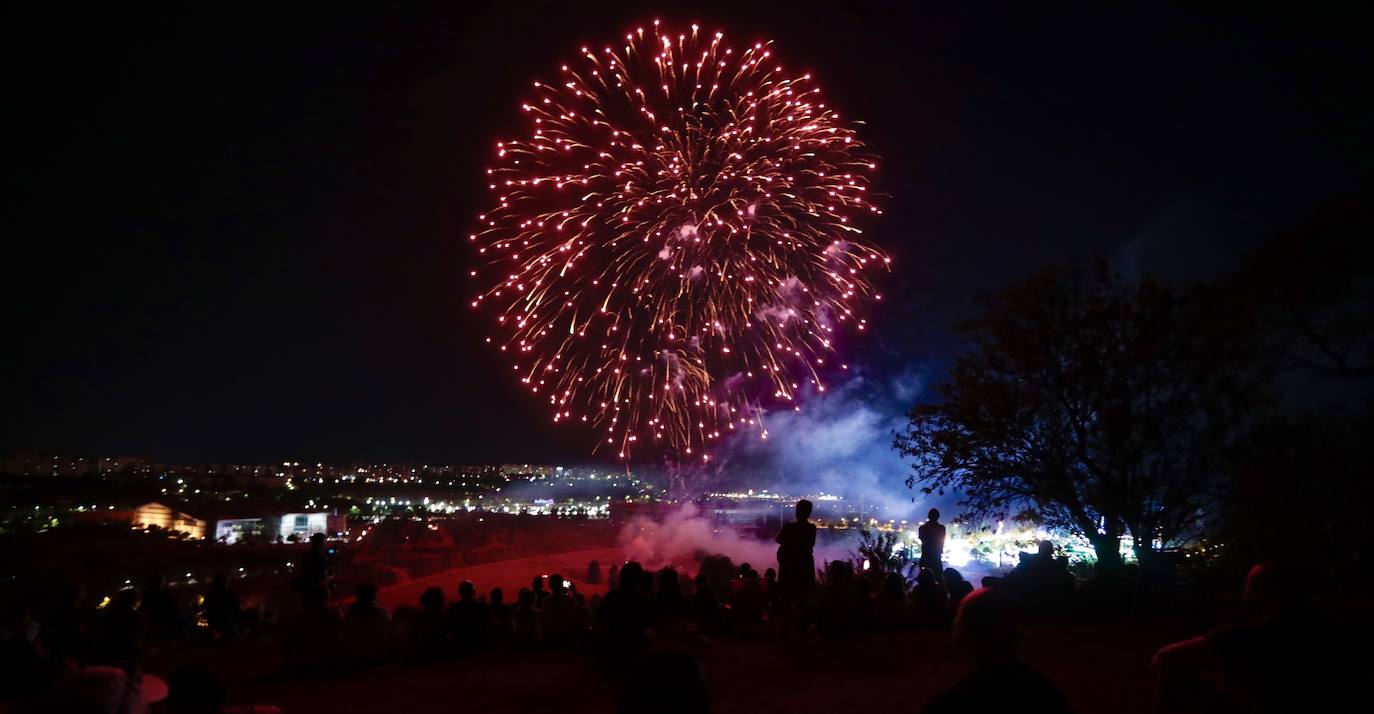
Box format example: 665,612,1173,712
471,20,888,461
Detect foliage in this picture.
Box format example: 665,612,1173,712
1211,195,1374,586
1218,405,1373,583
895,264,1267,570
1226,195,1374,378
854,526,913,581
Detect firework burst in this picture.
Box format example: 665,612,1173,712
471,21,888,461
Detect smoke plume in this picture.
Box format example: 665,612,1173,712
618,502,778,569
714,367,955,519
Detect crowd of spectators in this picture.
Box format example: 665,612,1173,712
0,509,1344,713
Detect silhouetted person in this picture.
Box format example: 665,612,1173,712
1004,540,1073,614
0,598,44,703
875,571,907,630
918,509,947,580
286,583,341,673
944,568,974,610
297,533,331,606
652,568,691,641
41,582,90,664
728,566,765,631
682,555,723,601
166,666,226,714
910,567,950,628
541,574,586,645
448,580,488,653
854,573,876,632
53,664,168,713
141,574,180,644
691,573,725,635
1152,562,1324,713
512,587,541,645
608,563,621,591
618,643,708,714
587,560,602,585
203,575,240,641
923,588,1071,713
817,560,861,637
598,561,652,658
95,589,144,671
638,565,657,598
775,499,817,634
342,582,390,666
529,575,550,605
411,586,447,661
762,567,781,622
488,587,512,639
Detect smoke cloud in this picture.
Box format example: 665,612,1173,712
619,502,778,569
712,366,955,520
618,502,855,571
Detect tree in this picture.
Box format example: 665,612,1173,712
1214,197,1374,587
894,265,1265,572
855,526,912,580
1220,407,1373,578
1227,196,1374,379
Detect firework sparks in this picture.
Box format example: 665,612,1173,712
471,21,888,461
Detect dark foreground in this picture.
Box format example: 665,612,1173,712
150,620,1188,714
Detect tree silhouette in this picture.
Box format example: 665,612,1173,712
895,265,1264,572
855,526,913,580
1213,195,1374,585
1228,195,1373,379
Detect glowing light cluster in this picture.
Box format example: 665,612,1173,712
471,21,888,461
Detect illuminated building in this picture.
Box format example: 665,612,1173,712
132,501,207,539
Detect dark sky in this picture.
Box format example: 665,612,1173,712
7,2,1370,465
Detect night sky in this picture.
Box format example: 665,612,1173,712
7,2,1370,465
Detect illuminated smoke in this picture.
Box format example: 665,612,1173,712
619,502,778,568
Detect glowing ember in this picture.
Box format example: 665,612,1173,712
471,21,888,460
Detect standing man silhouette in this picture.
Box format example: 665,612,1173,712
297,532,332,606
776,499,817,635
919,508,947,581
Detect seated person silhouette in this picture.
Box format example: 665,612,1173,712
1002,540,1073,612
617,643,707,714
1151,562,1326,713
943,568,974,609
448,580,488,652
341,582,390,666
923,588,1071,713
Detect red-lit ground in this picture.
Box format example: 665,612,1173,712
372,547,626,608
